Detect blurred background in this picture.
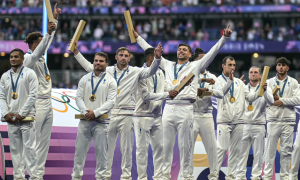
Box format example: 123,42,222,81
1,0,300,89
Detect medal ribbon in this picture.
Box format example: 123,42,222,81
174,62,188,80
114,66,129,87
248,84,260,105
222,73,234,98
145,63,158,93
276,77,288,98
199,74,207,88
10,66,24,94
91,72,106,95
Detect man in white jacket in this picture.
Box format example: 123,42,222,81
134,25,232,179
188,48,231,180
216,56,263,180
263,57,300,180
0,49,39,179
133,48,178,180
72,52,117,180
22,4,61,179
71,41,162,179
235,66,274,180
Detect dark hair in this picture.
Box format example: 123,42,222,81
193,47,205,60
94,52,109,63
24,32,43,49
222,55,235,65
144,48,155,61
10,48,24,58
178,43,192,53
276,57,291,67
116,47,130,55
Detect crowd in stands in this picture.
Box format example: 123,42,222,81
0,0,299,7
1,17,300,42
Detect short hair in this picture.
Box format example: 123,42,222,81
144,48,155,61
10,48,24,58
116,47,130,55
94,52,109,63
24,32,43,49
249,66,262,74
276,57,291,67
222,55,235,65
193,47,205,60
178,43,192,53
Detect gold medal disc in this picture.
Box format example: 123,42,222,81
117,89,120,94
229,97,235,103
11,92,18,99
172,79,178,85
89,94,96,102
45,74,51,81
247,105,254,111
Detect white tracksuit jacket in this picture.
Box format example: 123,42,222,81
216,75,259,124
75,71,117,122
23,19,57,99
134,63,169,117
0,65,39,180
0,66,38,118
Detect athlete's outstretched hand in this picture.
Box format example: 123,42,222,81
154,42,163,59
223,24,232,37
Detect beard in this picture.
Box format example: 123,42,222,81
11,63,21,68
178,56,188,61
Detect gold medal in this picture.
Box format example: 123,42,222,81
247,105,254,111
172,79,178,85
229,97,235,103
89,94,96,102
117,89,120,94
45,74,51,81
11,92,18,99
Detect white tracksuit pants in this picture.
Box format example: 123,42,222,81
133,116,164,180
289,123,300,180
216,124,243,180
8,122,38,180
72,120,108,180
189,115,218,180
35,98,53,179
104,115,134,180
235,124,265,180
162,102,194,180
263,123,294,180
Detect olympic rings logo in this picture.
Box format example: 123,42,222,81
51,91,80,113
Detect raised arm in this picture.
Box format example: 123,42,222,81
135,29,169,70
138,43,162,80
18,71,38,117
72,41,94,72
23,22,56,68
76,77,88,115
193,25,232,74
139,79,169,101
93,80,117,118
0,76,9,118
44,3,61,59
280,80,300,106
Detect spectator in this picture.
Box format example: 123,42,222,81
94,25,104,40
196,29,204,41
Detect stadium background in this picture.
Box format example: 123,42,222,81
1,0,300,179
